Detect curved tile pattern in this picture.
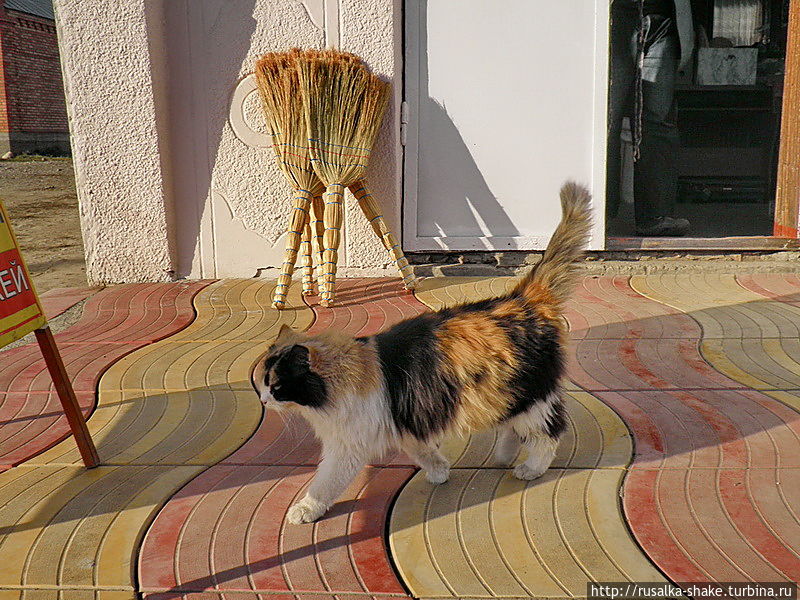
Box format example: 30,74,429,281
391,276,665,598
139,278,425,599
0,282,208,467
737,273,800,306
392,468,664,599
0,280,313,599
37,286,101,320
594,275,800,583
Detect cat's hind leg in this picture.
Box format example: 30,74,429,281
402,437,450,484
509,391,565,481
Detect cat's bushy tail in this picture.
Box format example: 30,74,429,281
513,181,592,308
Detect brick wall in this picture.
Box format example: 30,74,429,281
0,5,69,154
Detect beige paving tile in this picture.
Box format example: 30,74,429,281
390,467,665,599
0,279,314,597
631,273,800,339
0,465,202,590
415,276,518,310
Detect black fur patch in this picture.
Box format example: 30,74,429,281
499,306,565,422
375,312,460,440
267,345,327,408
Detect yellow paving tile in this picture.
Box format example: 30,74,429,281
0,591,135,600
390,467,666,599
0,280,314,595
415,276,518,310
632,274,800,393
0,465,201,590
631,273,800,339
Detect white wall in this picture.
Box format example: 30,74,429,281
54,0,401,283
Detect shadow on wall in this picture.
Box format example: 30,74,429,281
152,0,258,279
414,0,518,246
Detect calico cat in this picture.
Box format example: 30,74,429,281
253,182,592,524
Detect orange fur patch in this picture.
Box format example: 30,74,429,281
435,312,518,433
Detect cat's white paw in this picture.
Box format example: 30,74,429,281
287,497,328,524
513,462,547,481
425,464,450,484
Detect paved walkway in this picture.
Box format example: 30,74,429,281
0,274,797,599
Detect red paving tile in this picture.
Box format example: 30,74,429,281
0,391,94,466
38,286,102,319
304,278,427,337
139,466,412,597
570,276,800,583
737,273,800,306
566,277,744,391
140,278,422,598
0,281,210,466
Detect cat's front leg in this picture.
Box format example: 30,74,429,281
287,443,367,524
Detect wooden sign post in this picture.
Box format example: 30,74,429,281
0,199,98,468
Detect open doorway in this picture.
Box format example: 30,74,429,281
606,0,796,243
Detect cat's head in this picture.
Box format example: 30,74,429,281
253,324,327,409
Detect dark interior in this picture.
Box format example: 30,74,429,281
607,0,792,238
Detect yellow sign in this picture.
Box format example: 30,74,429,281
0,199,46,348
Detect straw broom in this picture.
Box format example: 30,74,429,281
296,49,416,306
255,51,326,308
320,51,417,292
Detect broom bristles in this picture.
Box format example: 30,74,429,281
255,51,324,195
294,49,390,187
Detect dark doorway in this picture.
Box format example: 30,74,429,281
606,0,794,241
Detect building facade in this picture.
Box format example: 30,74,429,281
52,1,800,285
0,0,69,155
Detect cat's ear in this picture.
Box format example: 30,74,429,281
276,323,296,343
282,344,311,376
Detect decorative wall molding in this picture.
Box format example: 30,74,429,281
229,74,271,149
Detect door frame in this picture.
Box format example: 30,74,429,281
401,0,610,252
775,0,800,238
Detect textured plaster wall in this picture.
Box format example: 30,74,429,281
55,0,400,283
54,0,175,283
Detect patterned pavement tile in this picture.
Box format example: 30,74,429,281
37,286,102,320
607,274,800,583
0,280,313,598
624,467,800,582
139,465,412,598
305,278,427,337
0,282,209,467
390,467,666,599
139,279,425,600
0,391,93,467
631,273,800,339
737,273,800,306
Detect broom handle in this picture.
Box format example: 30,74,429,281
272,188,314,309
310,194,325,292
300,219,314,295
320,183,345,306
349,180,417,290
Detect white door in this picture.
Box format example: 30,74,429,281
403,1,608,251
